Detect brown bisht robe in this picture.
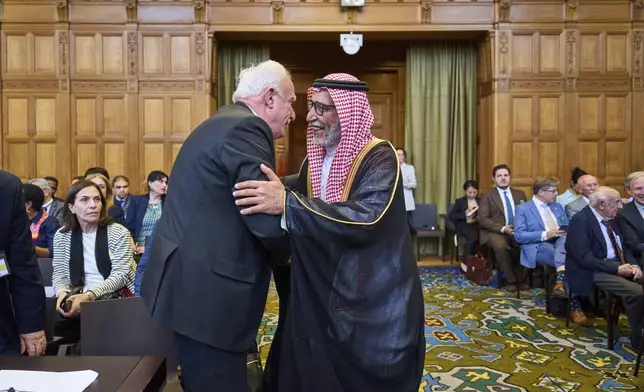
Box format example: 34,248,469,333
274,139,425,392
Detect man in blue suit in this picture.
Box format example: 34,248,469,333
0,170,46,355
515,177,590,325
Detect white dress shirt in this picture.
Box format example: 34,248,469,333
590,207,622,260
532,196,559,241
320,146,336,202
281,146,336,231
81,232,106,292
496,187,516,228
42,198,53,213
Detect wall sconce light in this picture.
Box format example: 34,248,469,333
340,33,363,55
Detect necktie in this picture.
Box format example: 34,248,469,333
601,220,625,265
543,204,558,231
504,191,514,225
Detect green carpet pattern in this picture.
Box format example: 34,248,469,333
256,266,644,391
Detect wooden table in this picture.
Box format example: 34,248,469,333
0,356,166,392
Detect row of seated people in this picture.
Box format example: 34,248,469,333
24,168,168,259
21,168,168,341
449,165,644,348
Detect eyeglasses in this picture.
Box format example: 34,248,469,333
307,100,335,116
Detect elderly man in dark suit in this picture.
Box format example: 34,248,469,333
566,186,644,348
617,171,644,264
141,60,295,391
478,164,527,291
0,170,46,356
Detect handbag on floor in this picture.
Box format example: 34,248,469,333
465,250,493,286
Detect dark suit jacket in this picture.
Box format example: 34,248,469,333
108,203,125,226
124,194,161,240
565,205,637,296
47,199,65,225
141,102,289,352
477,187,526,244
0,170,46,353
616,201,644,259
449,196,480,233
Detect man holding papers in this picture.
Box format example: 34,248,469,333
0,170,46,355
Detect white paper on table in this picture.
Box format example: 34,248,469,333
0,369,98,392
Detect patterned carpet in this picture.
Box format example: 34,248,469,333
256,266,644,391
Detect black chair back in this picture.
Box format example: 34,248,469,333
81,297,177,376
44,297,59,340
411,204,439,229
445,203,455,232
38,258,53,286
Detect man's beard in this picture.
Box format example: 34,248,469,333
310,119,341,148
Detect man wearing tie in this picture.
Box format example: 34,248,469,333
617,171,644,265
112,176,132,220
478,164,527,292
566,187,644,348
514,177,589,325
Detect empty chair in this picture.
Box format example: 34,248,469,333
410,203,445,260
80,297,177,377
37,258,53,287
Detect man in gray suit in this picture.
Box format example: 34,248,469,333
565,174,599,219
28,178,65,224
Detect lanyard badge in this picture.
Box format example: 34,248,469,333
0,250,11,278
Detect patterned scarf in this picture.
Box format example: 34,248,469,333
306,73,374,203
30,210,48,242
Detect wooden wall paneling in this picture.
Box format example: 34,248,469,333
633,27,644,172
57,28,72,193
1,0,642,199
136,24,207,188
125,25,140,194
1,23,67,184
476,31,494,192
206,1,495,29
69,24,130,190
209,35,218,113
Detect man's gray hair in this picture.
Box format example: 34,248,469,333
589,186,620,207
624,171,644,190
232,60,291,102
29,178,51,191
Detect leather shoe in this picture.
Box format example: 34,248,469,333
552,281,567,298
570,309,591,327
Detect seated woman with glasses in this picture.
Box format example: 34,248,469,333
52,180,136,319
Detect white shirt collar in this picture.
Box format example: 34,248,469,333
590,206,608,224
244,104,258,117
635,200,644,210
582,195,589,203
42,198,53,209
496,187,510,196
532,196,547,209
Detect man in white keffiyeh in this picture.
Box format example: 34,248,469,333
234,73,425,392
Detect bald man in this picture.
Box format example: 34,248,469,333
565,174,599,219
565,186,644,347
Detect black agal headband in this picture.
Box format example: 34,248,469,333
311,78,369,92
